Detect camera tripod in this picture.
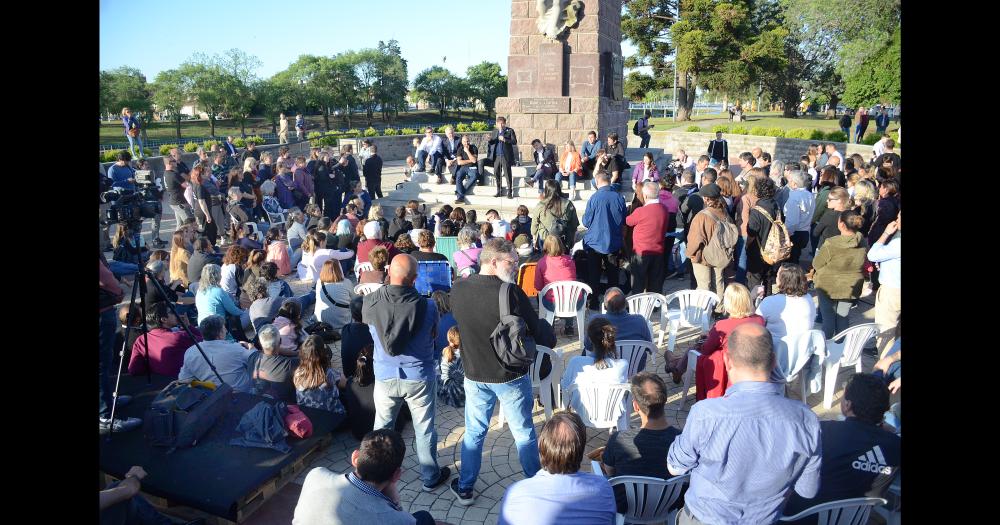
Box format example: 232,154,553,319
106,268,226,442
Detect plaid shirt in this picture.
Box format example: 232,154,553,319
346,472,401,511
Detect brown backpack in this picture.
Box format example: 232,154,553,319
753,206,792,265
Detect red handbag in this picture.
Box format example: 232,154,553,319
284,404,313,438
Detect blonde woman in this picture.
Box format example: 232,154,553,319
694,283,765,399
556,141,583,200
852,179,877,237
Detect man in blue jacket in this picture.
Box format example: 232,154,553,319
581,171,626,309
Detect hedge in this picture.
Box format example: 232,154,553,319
363,127,378,137
748,126,769,136
731,126,750,135
711,125,730,133
202,140,219,150
159,144,179,155
860,132,881,145
401,127,418,135
383,128,399,136
183,141,199,152
824,130,848,142
686,125,701,132
765,127,785,138
456,122,472,132
101,149,121,162
470,121,490,131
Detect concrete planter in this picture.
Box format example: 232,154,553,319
648,130,898,165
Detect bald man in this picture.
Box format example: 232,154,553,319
361,253,450,491
583,287,653,358
667,323,822,524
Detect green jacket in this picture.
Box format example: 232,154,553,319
531,197,579,249
812,185,831,224
813,232,867,300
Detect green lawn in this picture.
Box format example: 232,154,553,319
99,109,492,145
629,111,853,133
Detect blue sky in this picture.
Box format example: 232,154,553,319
100,0,640,82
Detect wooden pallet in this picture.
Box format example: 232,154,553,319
103,432,333,524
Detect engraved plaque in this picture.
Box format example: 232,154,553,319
538,41,564,97
520,98,572,114
612,53,624,101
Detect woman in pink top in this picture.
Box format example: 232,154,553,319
452,227,483,278
264,226,292,276
631,152,661,186
534,234,582,335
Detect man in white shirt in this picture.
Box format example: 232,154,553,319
414,127,443,179
694,155,710,187
485,209,510,239
751,146,763,167
178,315,255,393
781,171,815,264
871,134,889,161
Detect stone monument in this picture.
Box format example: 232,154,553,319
496,0,630,161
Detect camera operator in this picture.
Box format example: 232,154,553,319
137,158,167,249
100,163,112,253
107,151,136,191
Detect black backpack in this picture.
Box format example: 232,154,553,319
144,380,233,450
490,282,538,371
632,120,641,136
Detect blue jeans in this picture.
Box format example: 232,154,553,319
610,182,622,192
459,374,540,491
99,308,118,419
100,481,175,525
416,150,443,174
734,235,748,284
854,124,865,143
555,171,577,190
455,166,478,198
374,378,441,485
840,126,850,137
126,134,144,158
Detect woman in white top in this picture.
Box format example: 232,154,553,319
314,259,356,331
560,318,629,414
298,230,354,282
755,263,816,343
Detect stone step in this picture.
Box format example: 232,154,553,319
393,176,631,196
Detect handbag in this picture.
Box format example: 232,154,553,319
284,404,313,438
128,127,140,138
305,321,341,342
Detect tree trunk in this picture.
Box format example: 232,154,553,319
676,72,692,121
323,110,331,132
209,113,216,136
240,118,247,137
685,73,697,117
825,93,840,119
721,94,728,115
175,116,182,140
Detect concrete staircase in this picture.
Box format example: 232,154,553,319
377,148,667,217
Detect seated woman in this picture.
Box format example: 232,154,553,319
194,263,249,341
438,326,465,408
264,226,292,276
293,335,347,429
235,223,263,251
359,246,389,284
341,296,374,378
239,249,268,309
272,299,307,355
756,263,816,346
452,227,482,278
560,318,629,416
315,259,355,332
341,343,410,441
534,234,581,335
220,245,249,302
245,277,282,335
394,231,417,255
111,223,149,267
695,283,765,400
386,206,412,242
169,230,192,287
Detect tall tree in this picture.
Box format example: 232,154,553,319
253,78,291,134
621,0,678,95
624,71,657,102
842,28,900,108
181,56,227,136
100,66,151,118
465,61,507,116
376,40,409,123
412,66,455,118
218,49,262,137
150,68,188,139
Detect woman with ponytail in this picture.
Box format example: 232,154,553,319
437,326,466,408
560,318,629,414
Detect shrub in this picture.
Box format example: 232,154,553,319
311,134,339,147
363,127,378,137
824,130,848,142
342,128,361,138
861,132,881,145
202,140,218,150
470,121,490,131
101,149,121,163
809,129,826,140
784,128,812,140
383,127,399,136
232,137,246,148
401,127,419,135
711,124,730,133
455,122,472,133
748,126,769,136
731,125,750,135
306,131,324,140
183,141,199,152
247,136,265,145
159,144,179,155
685,125,701,132
766,127,785,138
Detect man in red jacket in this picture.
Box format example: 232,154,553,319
129,301,204,378
626,182,670,294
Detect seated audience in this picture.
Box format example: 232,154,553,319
387,206,413,242
341,296,375,378
179,315,255,393
561,318,629,416
408,213,429,245
248,324,300,404
99,466,183,525
128,301,203,378
292,429,440,525
169,230,192,286
667,323,821,524
453,227,482,277
186,237,220,287
273,299,307,355
693,283,765,398
220,245,249,301
316,259,355,331
498,412,616,525
356,221,400,264
486,209,510,239
246,277,283,334
194,264,248,339
294,335,348,428
412,230,449,262
265,226,292,276
359,245,389,284
756,263,816,346
583,288,653,363
394,231,417,255
534,234,580,336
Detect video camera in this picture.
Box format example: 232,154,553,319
102,174,163,225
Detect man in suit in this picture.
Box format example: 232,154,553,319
488,116,517,198
526,139,556,195
363,144,384,199
441,126,462,184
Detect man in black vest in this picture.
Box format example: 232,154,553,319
488,117,518,198
707,131,728,167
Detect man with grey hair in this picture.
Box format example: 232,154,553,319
178,314,255,392
625,181,670,294
247,324,299,403
782,170,815,264
667,323,821,524
449,238,548,505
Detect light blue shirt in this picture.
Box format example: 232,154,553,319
580,139,603,160
667,381,822,524
867,233,900,288
782,188,815,233
498,470,616,525
195,285,244,324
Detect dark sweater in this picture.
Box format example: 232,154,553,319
450,274,542,383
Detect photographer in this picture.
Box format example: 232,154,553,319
108,151,136,191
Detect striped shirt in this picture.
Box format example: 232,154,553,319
667,381,822,524
346,472,401,511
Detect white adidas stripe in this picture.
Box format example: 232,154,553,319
873,446,886,464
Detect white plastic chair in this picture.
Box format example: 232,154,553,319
602,292,667,347
779,497,887,524
354,282,382,296
616,340,657,379
266,210,287,229
457,266,476,279
677,348,701,410
662,290,719,354
822,323,879,408
607,475,690,525
873,476,901,525
496,345,563,428
354,261,374,281
564,382,631,434
773,329,826,402
538,281,592,347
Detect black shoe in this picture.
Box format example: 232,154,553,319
423,466,451,492
437,176,446,185
450,478,475,505
507,189,513,199
494,188,503,198
99,416,142,433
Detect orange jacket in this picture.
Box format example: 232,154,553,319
558,150,583,175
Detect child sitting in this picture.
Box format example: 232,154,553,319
438,326,465,408
264,226,292,276
510,205,532,240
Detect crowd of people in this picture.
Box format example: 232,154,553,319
100,108,901,525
